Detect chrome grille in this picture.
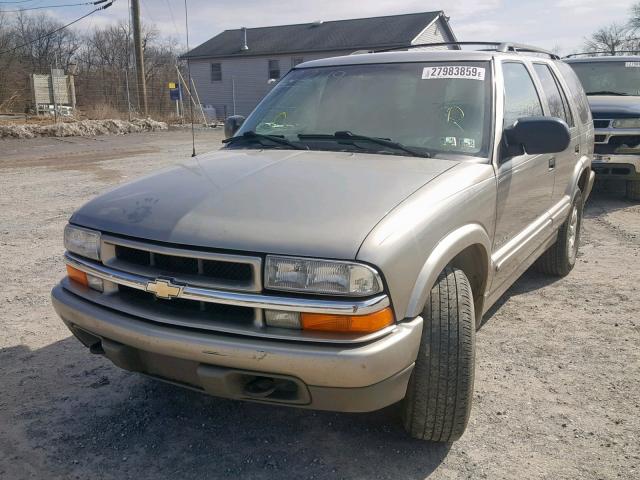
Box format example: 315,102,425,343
593,119,611,129
118,285,254,320
101,235,262,292
113,244,253,282
95,235,264,331
114,244,151,266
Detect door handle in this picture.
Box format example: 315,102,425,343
548,157,556,170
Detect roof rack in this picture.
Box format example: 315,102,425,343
374,41,559,59
564,50,640,58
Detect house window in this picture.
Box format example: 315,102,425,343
268,60,280,80
210,63,222,82
292,57,304,67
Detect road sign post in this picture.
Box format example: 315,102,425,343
169,82,181,118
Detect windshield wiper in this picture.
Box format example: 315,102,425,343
222,131,307,150
585,91,629,96
297,131,431,158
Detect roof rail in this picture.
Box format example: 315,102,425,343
564,50,640,58
374,41,559,59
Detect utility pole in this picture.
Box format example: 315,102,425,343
50,65,58,123
131,0,148,116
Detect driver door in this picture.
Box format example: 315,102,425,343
491,61,556,290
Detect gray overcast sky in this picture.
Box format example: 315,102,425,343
40,0,637,55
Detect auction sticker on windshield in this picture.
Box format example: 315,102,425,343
422,66,486,81
625,62,640,67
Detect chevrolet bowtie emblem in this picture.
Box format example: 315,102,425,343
146,279,183,299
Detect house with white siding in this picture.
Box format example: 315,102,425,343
182,11,457,118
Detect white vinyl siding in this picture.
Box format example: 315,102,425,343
411,17,456,49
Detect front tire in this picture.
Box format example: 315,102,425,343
627,180,640,201
535,190,583,277
402,267,475,443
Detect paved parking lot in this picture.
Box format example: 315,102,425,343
1,129,638,479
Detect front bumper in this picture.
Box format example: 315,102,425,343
592,154,640,180
52,284,422,412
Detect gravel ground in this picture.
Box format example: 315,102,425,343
0,129,638,480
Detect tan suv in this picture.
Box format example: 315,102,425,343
53,42,594,442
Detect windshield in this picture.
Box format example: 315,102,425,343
568,61,640,96
235,61,492,157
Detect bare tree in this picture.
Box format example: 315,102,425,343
74,21,181,117
581,2,640,55
0,10,181,118
13,12,79,72
0,11,22,110
630,2,640,31
584,23,631,55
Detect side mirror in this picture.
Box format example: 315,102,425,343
224,115,245,139
503,116,571,158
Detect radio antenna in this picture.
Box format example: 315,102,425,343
184,0,196,156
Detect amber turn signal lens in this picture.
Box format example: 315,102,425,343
301,307,394,333
66,265,88,287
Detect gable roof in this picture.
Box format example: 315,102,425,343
183,11,448,59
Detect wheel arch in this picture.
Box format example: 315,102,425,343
566,154,593,201
405,224,492,322
449,244,490,320
577,167,589,192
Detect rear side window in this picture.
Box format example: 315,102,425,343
552,68,575,127
502,62,543,127
557,62,591,124
533,63,573,126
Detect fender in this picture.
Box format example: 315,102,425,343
565,154,594,201
405,223,492,319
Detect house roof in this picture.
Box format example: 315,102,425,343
183,11,449,59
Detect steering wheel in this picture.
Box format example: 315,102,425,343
444,105,465,132
272,111,288,125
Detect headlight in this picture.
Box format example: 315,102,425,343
264,255,383,296
612,118,640,128
64,224,101,261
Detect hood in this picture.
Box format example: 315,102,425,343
587,95,640,118
72,149,457,259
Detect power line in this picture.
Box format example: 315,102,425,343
0,2,113,56
163,0,181,38
1,1,104,13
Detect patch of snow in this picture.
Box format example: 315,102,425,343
0,118,168,139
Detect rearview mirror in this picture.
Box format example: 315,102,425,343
503,116,571,158
224,115,245,139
